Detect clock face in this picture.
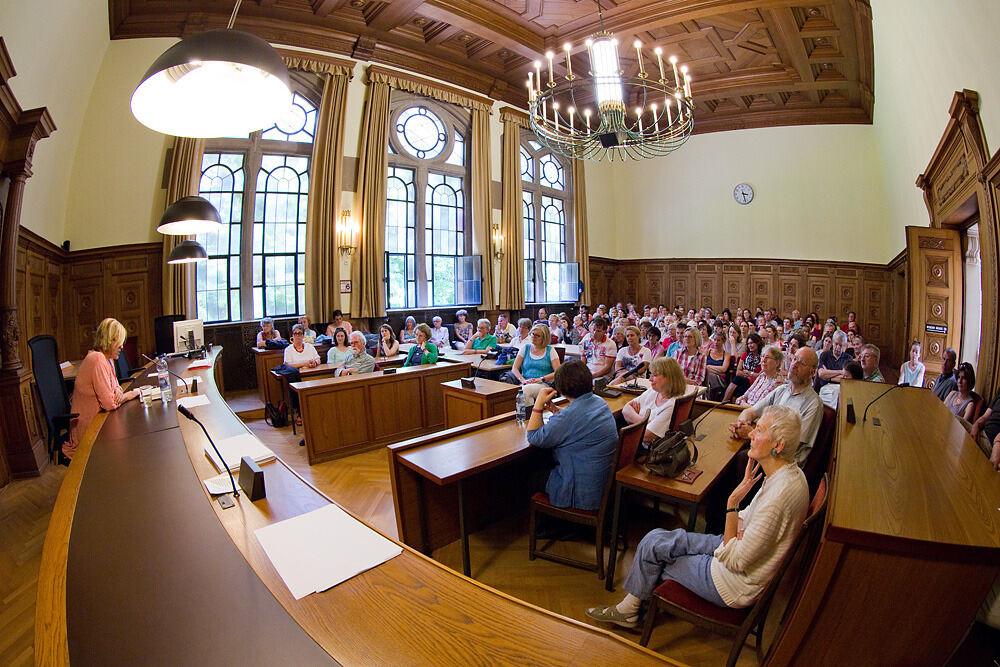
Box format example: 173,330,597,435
734,183,754,205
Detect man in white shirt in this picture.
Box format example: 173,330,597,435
494,313,516,343
580,317,616,381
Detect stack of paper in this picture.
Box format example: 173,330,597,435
254,504,403,599
187,359,212,370
205,432,275,473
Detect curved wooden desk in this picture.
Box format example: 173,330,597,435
36,348,678,665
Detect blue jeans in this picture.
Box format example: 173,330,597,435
623,528,727,607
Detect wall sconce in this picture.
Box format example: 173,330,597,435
338,209,357,256
492,222,504,260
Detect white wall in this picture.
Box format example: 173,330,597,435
586,124,890,263
64,38,176,249
0,0,109,244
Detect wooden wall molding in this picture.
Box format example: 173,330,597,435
589,254,906,368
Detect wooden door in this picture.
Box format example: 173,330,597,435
906,226,963,385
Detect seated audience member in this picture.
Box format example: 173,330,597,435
535,307,549,326
403,323,439,366
462,318,498,354
559,313,572,340
325,328,352,366
704,331,732,395
285,324,321,369
495,313,516,343
586,406,809,628
725,323,744,359
697,321,713,352
399,316,418,343
63,318,141,461
325,309,352,336
611,326,652,385
970,385,1000,471
841,310,858,333
760,323,778,347
336,331,376,376
932,347,959,400
724,332,764,401
510,324,561,402
899,340,926,387
943,362,977,421
429,316,451,349
581,316,617,382
578,304,590,321
621,356,687,444
673,326,707,386
736,345,784,407
815,330,852,390
781,331,808,378
569,315,587,345
256,317,283,346
858,344,884,382
791,309,802,328
510,318,533,348
453,309,473,349
662,322,679,354
730,347,822,467
816,333,833,358
781,318,794,342
644,326,664,360
376,324,400,358
548,314,566,344
819,360,863,410
525,361,619,511
611,325,627,350
297,315,317,343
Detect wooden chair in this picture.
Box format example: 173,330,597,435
802,406,836,495
528,416,648,579
639,474,830,666
669,390,698,430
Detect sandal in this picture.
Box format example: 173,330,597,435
585,605,639,629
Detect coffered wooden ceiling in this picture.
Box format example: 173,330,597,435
108,0,874,134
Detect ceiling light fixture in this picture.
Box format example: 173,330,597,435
527,1,694,161
158,196,223,235
131,0,291,138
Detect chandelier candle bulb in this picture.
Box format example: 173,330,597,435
685,73,692,99
675,91,683,120
585,38,595,74
568,106,575,130
634,40,645,77
665,98,672,125
552,101,559,130
584,108,591,132
670,55,680,88
654,47,665,81
546,51,555,86
534,60,542,91
651,103,658,132
563,43,573,79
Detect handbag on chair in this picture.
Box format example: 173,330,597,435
644,429,698,478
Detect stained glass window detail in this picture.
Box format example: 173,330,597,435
446,131,465,166
523,192,536,304
396,106,447,159
520,147,533,182
539,153,564,190
521,133,573,303
261,93,318,143
426,173,464,305
386,166,417,309
196,152,245,323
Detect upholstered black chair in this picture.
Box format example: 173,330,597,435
154,315,187,355
28,335,77,462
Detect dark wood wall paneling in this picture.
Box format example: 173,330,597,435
15,228,163,371
589,255,908,369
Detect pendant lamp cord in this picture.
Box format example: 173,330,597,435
595,0,606,32
227,0,243,29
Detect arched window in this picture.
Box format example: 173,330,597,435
521,135,575,303
385,94,474,309
195,88,318,322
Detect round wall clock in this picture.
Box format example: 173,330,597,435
733,183,754,205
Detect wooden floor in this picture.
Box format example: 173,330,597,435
3,407,992,665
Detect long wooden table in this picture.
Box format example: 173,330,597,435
389,392,633,576
252,343,331,406
36,346,679,666
604,404,745,591
291,360,472,464
764,380,1000,666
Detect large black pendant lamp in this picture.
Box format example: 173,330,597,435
158,196,223,235
167,240,209,264
131,0,291,138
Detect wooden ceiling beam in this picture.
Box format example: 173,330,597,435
366,0,427,31
419,0,543,60
311,0,350,18
760,7,820,103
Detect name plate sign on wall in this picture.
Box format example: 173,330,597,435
925,324,948,335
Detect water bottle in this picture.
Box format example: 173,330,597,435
515,388,526,424
156,356,173,403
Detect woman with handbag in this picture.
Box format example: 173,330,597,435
586,405,809,628
620,356,687,444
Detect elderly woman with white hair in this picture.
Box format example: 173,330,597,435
735,344,784,407
815,328,852,390
461,318,498,354
586,405,809,628
429,315,450,349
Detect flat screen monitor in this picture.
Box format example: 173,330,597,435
172,318,204,353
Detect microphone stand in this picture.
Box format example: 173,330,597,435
691,398,733,440
862,382,909,424
178,405,239,508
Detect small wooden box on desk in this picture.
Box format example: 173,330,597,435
441,377,521,428
291,361,471,465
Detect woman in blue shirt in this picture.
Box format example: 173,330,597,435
525,360,619,511
510,324,562,404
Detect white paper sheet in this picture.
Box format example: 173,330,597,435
60,361,73,369
176,394,211,409
254,504,402,600
205,433,275,472
187,359,212,370
203,472,237,495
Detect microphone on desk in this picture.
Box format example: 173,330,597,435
177,405,240,506
618,364,644,390
142,353,191,393
862,382,909,424
690,398,734,441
